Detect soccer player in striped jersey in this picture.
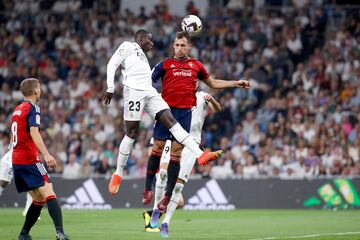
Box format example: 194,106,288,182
0,143,36,218
11,78,69,240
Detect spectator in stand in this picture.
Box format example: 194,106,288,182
0,1,359,179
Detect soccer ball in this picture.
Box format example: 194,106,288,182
181,15,202,36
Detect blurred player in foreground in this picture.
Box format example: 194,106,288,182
11,78,69,240
0,143,36,218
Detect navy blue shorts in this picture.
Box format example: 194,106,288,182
13,162,50,193
153,108,192,141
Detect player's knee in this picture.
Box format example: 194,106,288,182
171,148,183,158
127,128,139,139
153,140,165,153
38,182,55,199
159,169,168,180
171,140,183,153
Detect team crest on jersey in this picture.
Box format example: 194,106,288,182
188,62,194,68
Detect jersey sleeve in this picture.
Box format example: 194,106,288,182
106,42,131,93
198,92,209,110
28,104,41,128
197,61,210,81
151,60,165,83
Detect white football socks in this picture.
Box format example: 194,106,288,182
163,182,184,225
115,135,135,176
153,169,167,209
169,123,203,157
23,193,33,216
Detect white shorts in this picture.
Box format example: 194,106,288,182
0,151,13,183
160,140,172,165
123,86,169,121
178,147,197,183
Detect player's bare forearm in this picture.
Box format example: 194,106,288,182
204,77,251,89
208,98,221,112
30,127,50,156
203,77,234,88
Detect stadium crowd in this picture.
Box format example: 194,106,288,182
0,0,359,180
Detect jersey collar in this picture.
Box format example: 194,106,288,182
172,57,190,62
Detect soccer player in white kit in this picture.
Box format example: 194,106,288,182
149,91,221,236
102,29,224,196
0,147,33,216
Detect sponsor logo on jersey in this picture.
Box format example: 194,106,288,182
184,179,235,210
173,69,192,77
170,64,176,68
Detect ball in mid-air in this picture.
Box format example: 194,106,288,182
181,15,202,36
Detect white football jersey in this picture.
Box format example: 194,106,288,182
1,149,12,166
107,41,152,92
190,91,209,144
0,149,13,182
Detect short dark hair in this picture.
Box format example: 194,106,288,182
175,31,191,44
20,78,39,97
135,29,150,40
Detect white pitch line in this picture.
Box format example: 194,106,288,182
250,231,360,240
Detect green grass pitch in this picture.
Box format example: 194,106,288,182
0,209,359,239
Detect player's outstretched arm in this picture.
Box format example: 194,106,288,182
29,127,56,168
203,76,251,89
203,94,221,112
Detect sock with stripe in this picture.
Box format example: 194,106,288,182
165,156,181,198
145,150,162,191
